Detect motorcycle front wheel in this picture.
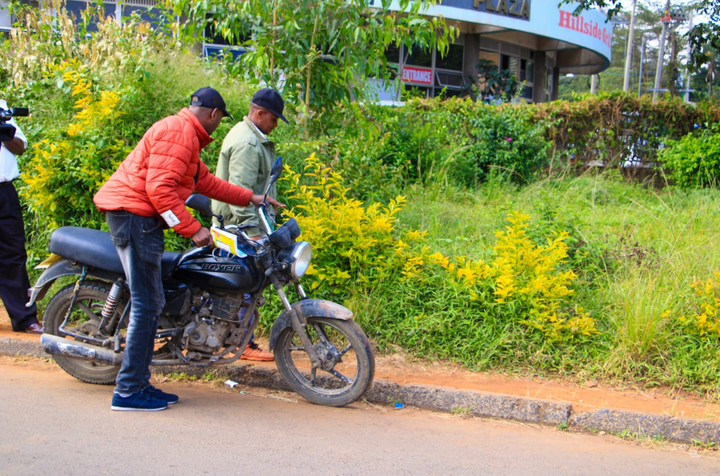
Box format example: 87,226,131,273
274,317,375,407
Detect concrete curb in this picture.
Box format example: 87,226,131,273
3,337,719,445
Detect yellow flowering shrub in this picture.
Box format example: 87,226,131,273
21,60,129,228
285,155,596,344
678,272,720,338
400,212,597,342
283,153,407,292
489,212,597,341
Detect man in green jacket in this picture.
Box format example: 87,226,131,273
212,88,288,361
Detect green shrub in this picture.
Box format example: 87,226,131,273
531,93,720,171
328,98,551,192
463,105,550,184
660,123,720,188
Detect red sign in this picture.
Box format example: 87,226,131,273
558,10,612,48
402,67,433,85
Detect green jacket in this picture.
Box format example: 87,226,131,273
212,117,277,234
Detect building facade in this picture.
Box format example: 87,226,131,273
372,0,613,102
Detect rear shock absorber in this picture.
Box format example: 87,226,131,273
100,279,124,324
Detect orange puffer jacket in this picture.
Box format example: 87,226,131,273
94,108,253,237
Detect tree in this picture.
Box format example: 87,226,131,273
166,0,457,126
565,0,719,71
687,1,720,70
690,47,719,99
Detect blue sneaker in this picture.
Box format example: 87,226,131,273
111,391,168,411
142,385,179,405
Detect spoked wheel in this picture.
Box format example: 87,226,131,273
43,281,123,385
274,317,375,407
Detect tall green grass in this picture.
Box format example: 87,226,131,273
395,172,720,394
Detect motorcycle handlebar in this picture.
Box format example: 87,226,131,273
257,202,275,235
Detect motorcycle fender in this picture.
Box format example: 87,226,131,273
268,299,354,351
26,258,122,307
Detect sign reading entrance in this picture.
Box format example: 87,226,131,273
402,67,433,85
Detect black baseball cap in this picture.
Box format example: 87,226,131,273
190,87,233,120
251,88,288,124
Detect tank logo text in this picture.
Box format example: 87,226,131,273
200,263,244,272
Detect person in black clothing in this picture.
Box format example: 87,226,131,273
0,99,41,334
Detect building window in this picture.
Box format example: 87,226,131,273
546,70,553,102
436,44,463,71
385,43,401,64
520,59,534,101
204,15,228,45
65,1,117,31
501,54,518,78
520,59,534,83
406,45,432,68
204,14,249,46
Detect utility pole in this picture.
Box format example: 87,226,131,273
623,0,637,92
653,0,671,101
638,35,646,96
116,0,123,26
667,29,678,96
683,11,694,102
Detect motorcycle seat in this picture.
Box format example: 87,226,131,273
48,226,182,278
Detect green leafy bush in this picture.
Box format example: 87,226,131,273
463,105,550,184
328,98,551,192
660,123,720,188
531,92,720,170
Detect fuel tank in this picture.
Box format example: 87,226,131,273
172,246,262,293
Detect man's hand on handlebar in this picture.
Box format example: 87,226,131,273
250,194,285,212
191,227,213,247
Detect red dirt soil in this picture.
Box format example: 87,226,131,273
2,305,719,422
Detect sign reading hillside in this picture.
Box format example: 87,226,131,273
558,9,612,48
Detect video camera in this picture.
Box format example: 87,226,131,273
0,106,29,142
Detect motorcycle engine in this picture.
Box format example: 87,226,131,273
182,291,245,355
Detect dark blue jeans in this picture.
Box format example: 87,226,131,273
106,211,166,395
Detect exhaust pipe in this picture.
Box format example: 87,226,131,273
41,334,123,366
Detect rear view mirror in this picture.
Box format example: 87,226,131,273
185,194,213,217
269,156,283,184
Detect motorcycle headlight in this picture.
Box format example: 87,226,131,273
277,241,312,278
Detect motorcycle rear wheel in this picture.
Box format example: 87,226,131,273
274,317,375,407
44,281,122,385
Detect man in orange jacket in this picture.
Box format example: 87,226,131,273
94,87,282,411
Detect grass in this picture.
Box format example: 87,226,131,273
450,406,473,417
381,171,720,395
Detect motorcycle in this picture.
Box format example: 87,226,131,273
27,157,375,407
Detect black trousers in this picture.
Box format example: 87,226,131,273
0,181,38,330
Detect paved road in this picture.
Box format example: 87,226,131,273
1,358,717,476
